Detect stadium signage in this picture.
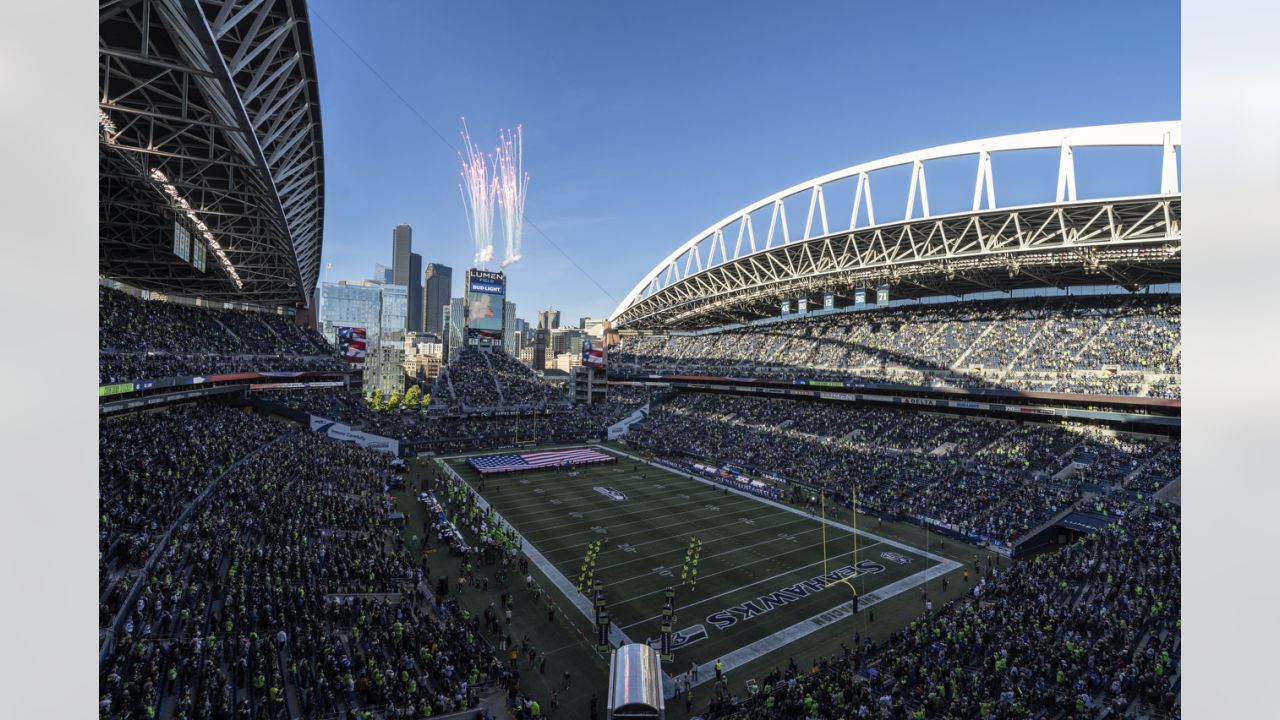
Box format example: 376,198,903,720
645,624,708,652
468,281,504,294
705,560,885,630
593,486,627,501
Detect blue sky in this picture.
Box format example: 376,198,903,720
310,0,1180,325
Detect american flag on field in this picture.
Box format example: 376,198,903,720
468,447,617,475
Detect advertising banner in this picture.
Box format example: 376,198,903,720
309,415,400,456
337,327,367,363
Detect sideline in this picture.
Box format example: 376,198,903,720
593,443,964,688
436,458,634,648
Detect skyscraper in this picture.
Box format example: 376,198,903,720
537,307,560,331
391,225,423,333
391,225,412,285
503,300,517,355
441,296,465,362
424,263,452,336
408,253,423,332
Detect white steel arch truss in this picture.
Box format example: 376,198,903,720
611,122,1181,328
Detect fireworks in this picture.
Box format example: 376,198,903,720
457,120,529,269
495,125,529,268
458,119,496,267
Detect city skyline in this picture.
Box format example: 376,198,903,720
310,0,1178,323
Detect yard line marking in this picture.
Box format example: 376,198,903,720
480,472,757,518
601,525,825,583
597,444,956,564
619,541,885,630
493,482,760,522
616,540,888,610
532,506,805,559
521,501,786,549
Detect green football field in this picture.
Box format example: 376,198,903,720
439,444,961,686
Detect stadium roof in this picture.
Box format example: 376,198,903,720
611,122,1181,329
99,0,325,308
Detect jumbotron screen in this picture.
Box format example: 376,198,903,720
465,269,505,339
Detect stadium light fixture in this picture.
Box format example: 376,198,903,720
98,108,119,144
148,168,244,290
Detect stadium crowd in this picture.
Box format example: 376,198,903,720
429,348,568,413
100,286,340,384
715,502,1181,719
99,407,502,720
251,385,642,454
627,393,1178,547
610,295,1181,397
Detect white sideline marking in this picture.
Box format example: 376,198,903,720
436,460,633,648
594,444,963,681
687,559,958,689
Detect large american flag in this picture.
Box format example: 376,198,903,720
468,447,617,475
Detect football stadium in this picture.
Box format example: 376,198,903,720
96,3,1181,720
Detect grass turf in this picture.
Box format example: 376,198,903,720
445,446,948,679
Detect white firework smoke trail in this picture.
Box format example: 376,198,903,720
458,119,495,267
495,125,529,268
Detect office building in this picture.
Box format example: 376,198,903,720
538,307,560,331
317,280,408,396
550,327,582,356
580,317,606,339
372,263,392,284
391,225,412,285
441,296,465,362
532,327,548,371
503,300,517,355
424,263,452,336
390,224,423,332
408,252,423,332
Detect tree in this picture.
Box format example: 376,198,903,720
420,391,431,411
368,388,384,411
404,385,422,408
387,390,403,411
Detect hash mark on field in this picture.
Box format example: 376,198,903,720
568,512,584,520
548,499,561,505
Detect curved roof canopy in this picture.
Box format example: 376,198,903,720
100,0,325,307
